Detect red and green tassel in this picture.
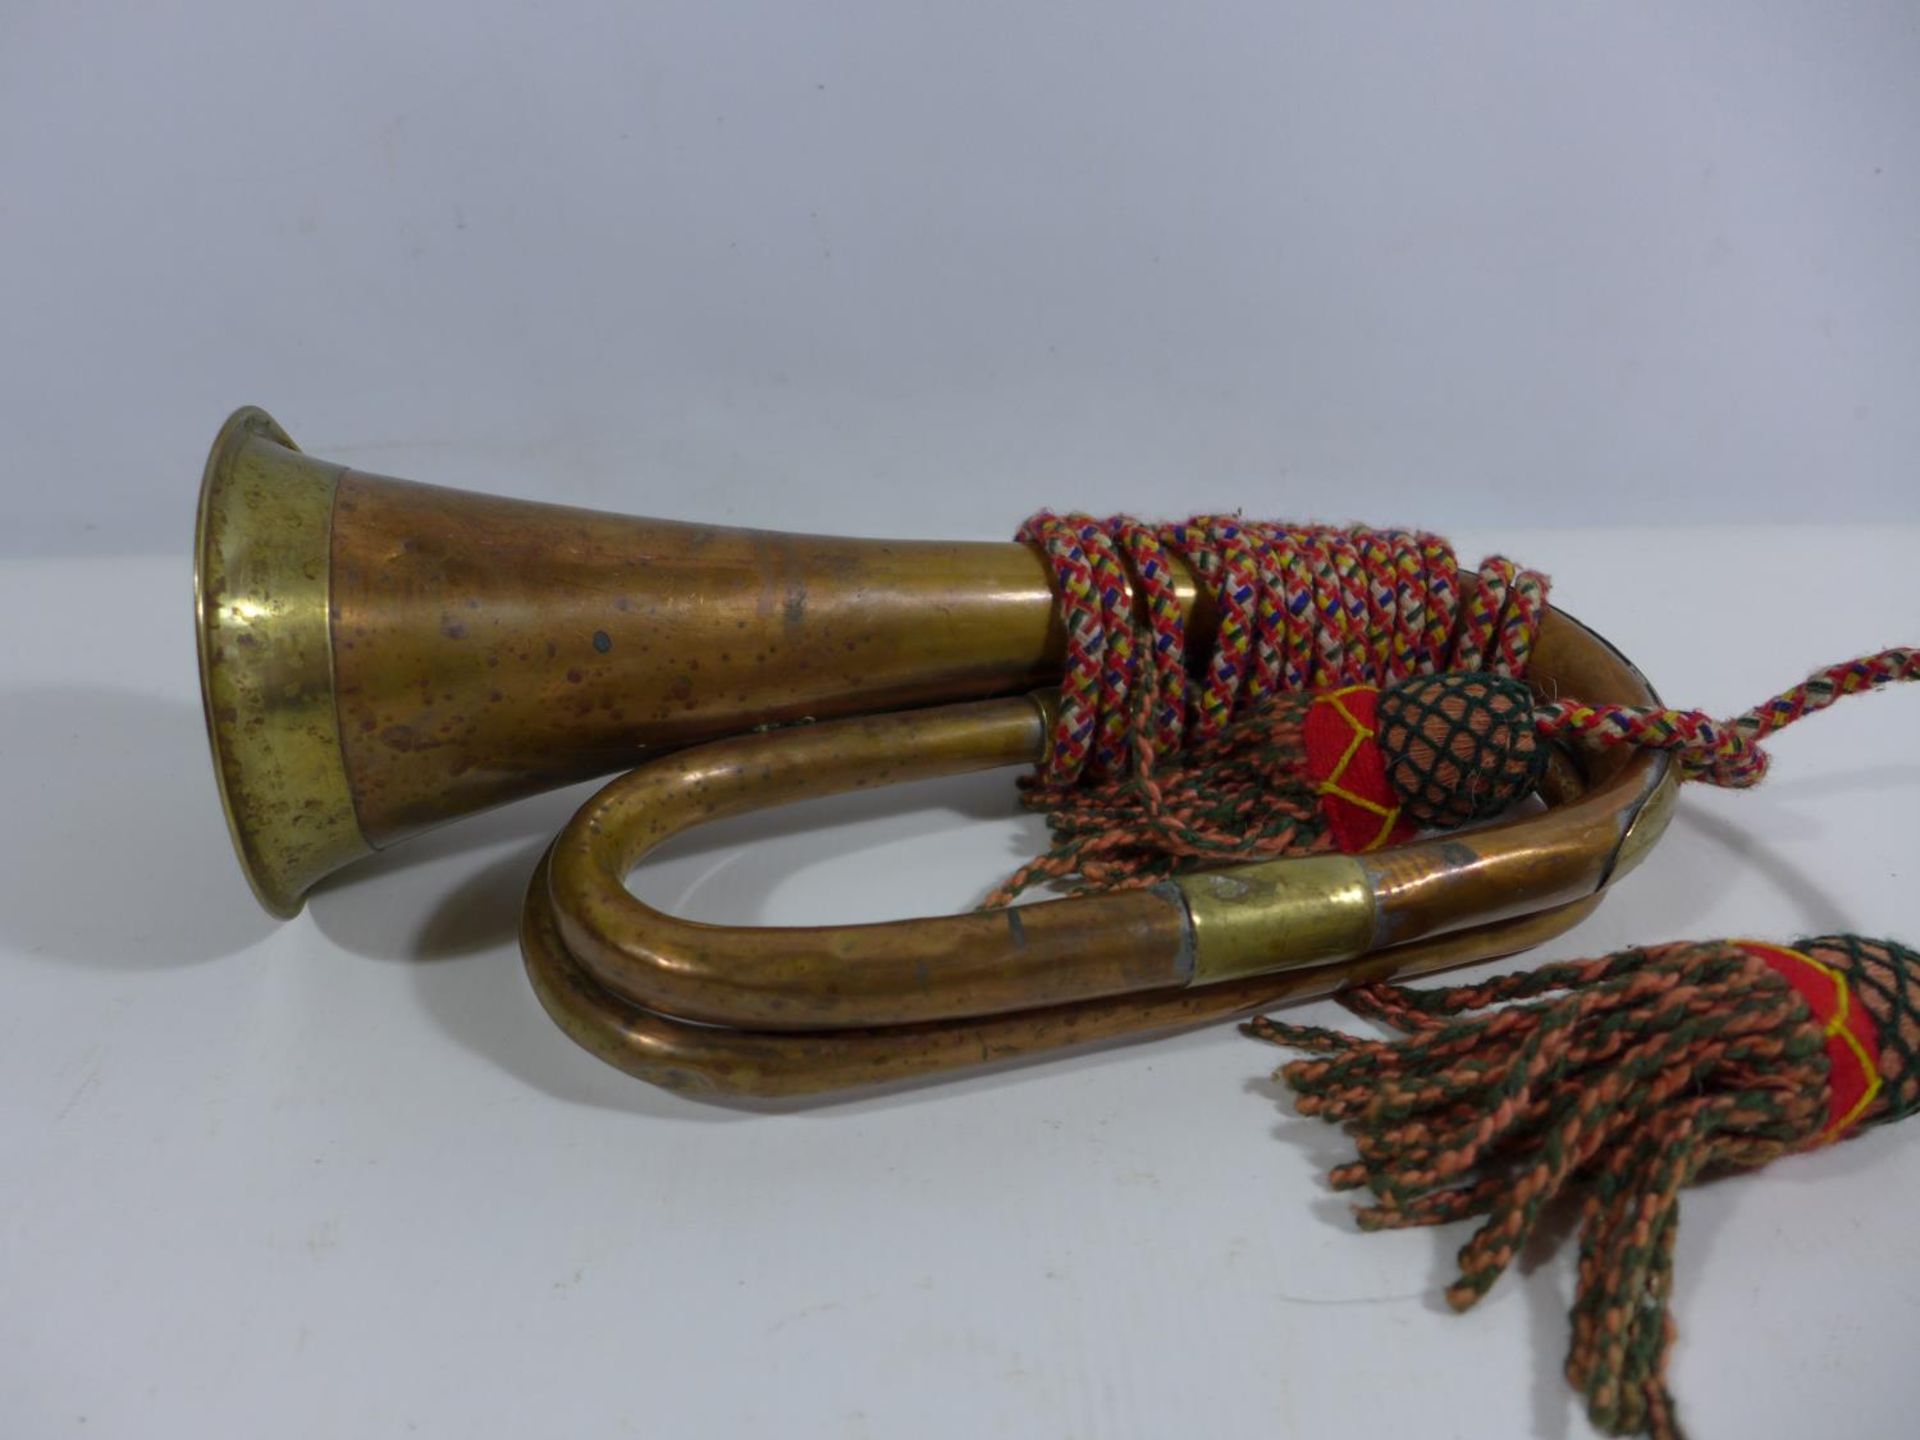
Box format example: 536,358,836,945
1248,934,1920,1440
994,648,1917,902
991,669,1553,901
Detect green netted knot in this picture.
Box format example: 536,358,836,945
1376,672,1546,828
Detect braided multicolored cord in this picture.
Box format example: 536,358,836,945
988,518,1555,901
1539,647,1920,786
1017,513,1549,788
1010,516,1912,902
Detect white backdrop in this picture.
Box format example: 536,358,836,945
6,8,1920,1440
4,2,1918,554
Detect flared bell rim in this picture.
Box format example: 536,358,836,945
195,407,371,917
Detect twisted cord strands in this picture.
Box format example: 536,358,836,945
1018,514,1548,789
1273,526,1332,687
978,675,1321,907
1355,529,1406,683
1311,527,1367,683
1250,934,1920,1440
1538,646,1920,787
1015,514,1107,787
1242,525,1290,705
1452,552,1507,672
1105,517,1188,752
1418,531,1460,675
1163,517,1257,742
1074,516,1138,779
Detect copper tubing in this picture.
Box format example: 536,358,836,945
195,408,1681,1098
526,607,1675,1097
524,862,1606,1101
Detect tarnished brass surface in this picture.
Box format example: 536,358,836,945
325,476,1120,846
198,407,1216,911
1175,856,1377,984
526,598,1672,1095
544,696,1192,1029
1609,767,1680,885
194,408,369,915
523,859,1604,1099
195,404,1679,1097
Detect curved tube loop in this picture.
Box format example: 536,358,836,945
527,605,1677,1097
524,862,1605,1100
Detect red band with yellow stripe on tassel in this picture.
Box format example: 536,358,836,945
1248,933,1919,1440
